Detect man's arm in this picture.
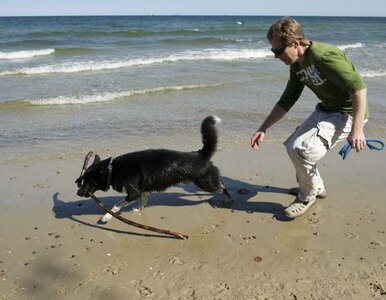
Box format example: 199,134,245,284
347,88,367,151
251,104,288,150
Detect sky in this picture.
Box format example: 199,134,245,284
1,0,385,17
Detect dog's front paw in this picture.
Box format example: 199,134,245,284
98,213,112,224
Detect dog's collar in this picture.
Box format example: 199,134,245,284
106,157,113,189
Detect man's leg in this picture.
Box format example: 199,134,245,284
284,108,352,217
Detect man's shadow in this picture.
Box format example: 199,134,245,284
209,176,292,221
53,176,293,238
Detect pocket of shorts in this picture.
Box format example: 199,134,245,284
316,113,348,149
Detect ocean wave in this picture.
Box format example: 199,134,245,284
0,48,55,60
0,39,57,48
28,28,202,38
21,83,224,105
337,43,363,50
162,37,254,46
24,26,258,39
0,48,270,76
360,70,386,78
55,47,100,56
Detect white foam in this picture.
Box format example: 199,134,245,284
25,83,223,105
337,43,363,50
360,70,386,78
0,48,55,60
0,48,271,76
182,48,270,61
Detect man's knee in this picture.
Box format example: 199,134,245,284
286,140,302,158
287,144,308,160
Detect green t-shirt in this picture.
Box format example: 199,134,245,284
277,41,368,118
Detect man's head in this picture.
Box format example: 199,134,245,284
267,17,310,64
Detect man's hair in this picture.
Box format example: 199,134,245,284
267,17,310,46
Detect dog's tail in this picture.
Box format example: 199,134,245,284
199,115,221,160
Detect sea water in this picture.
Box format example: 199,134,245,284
0,16,385,161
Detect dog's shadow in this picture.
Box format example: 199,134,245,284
52,188,226,239
53,176,293,235
52,192,185,239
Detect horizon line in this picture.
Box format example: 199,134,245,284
0,14,385,18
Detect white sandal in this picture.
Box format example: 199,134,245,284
284,198,317,218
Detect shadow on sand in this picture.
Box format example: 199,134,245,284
52,176,293,239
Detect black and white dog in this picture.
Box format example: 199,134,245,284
76,116,232,224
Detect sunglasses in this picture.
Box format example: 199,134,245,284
271,44,287,55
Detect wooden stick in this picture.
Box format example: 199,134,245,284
89,193,189,240
80,151,93,177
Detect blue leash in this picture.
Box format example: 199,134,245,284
339,138,385,159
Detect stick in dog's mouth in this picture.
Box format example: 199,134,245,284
75,151,94,188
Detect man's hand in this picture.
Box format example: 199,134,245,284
250,104,287,151
347,129,366,152
251,131,265,150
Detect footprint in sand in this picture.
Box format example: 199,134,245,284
105,265,121,275
369,282,386,296
214,282,230,295
344,232,359,239
153,270,165,280
169,256,185,265
306,211,320,226
136,286,153,297
181,286,197,299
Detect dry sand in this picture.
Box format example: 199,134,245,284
1,142,385,299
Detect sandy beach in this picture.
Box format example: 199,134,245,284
1,14,386,300
1,138,385,300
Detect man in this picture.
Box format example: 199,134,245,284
251,17,368,218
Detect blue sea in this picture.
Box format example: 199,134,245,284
0,16,385,162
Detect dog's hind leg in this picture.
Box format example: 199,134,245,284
99,193,140,224
140,193,149,210
132,193,149,212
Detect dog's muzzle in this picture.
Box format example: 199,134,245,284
75,177,83,188
75,176,90,197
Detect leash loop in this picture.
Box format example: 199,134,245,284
339,138,384,160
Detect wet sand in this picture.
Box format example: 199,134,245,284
1,142,385,299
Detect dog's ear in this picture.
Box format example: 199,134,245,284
92,154,101,165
